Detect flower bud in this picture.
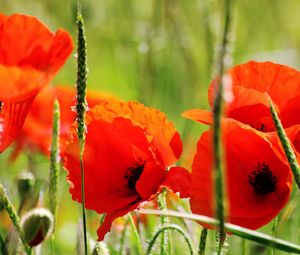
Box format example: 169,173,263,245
92,242,110,255
21,208,53,247
17,170,35,201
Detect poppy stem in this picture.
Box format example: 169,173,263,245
198,228,208,255
157,188,170,255
128,213,144,255
269,100,300,190
48,99,60,237
212,0,233,249
216,232,227,255
0,183,32,255
79,153,88,254
76,3,89,255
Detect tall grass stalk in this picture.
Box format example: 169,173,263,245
211,0,233,254
76,2,89,254
269,100,300,190
48,100,60,232
48,99,60,254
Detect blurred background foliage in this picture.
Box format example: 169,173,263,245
1,0,300,254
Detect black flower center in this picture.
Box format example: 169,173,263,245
248,162,278,195
0,102,2,112
257,123,267,132
125,161,145,190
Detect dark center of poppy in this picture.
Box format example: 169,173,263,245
248,162,278,195
257,123,267,132
125,162,145,190
0,102,2,112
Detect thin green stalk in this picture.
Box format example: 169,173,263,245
0,184,31,255
146,224,194,255
48,99,60,235
199,0,214,77
0,233,8,255
119,218,129,255
158,188,170,255
270,216,278,255
269,100,300,189
241,238,247,255
139,209,300,254
216,232,227,255
198,228,208,255
76,2,89,255
128,213,144,255
212,0,233,253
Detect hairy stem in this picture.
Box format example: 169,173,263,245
0,184,31,254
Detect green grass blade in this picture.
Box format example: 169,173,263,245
128,213,144,255
139,209,300,254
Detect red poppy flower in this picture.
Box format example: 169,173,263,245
0,13,73,152
209,61,300,132
64,101,191,240
183,113,292,229
12,86,115,159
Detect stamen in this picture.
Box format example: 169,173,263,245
125,161,145,190
248,162,278,195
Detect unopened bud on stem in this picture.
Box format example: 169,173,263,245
21,208,53,247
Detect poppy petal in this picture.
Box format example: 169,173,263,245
0,66,47,102
0,13,73,102
89,101,182,167
161,166,191,198
0,98,35,152
209,61,300,113
135,161,165,199
190,118,292,230
13,85,114,158
226,86,277,131
230,61,300,110
0,13,73,152
182,109,213,125
97,202,140,241
64,101,183,240
65,116,155,213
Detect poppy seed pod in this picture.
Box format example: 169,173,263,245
17,170,35,201
21,208,54,247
